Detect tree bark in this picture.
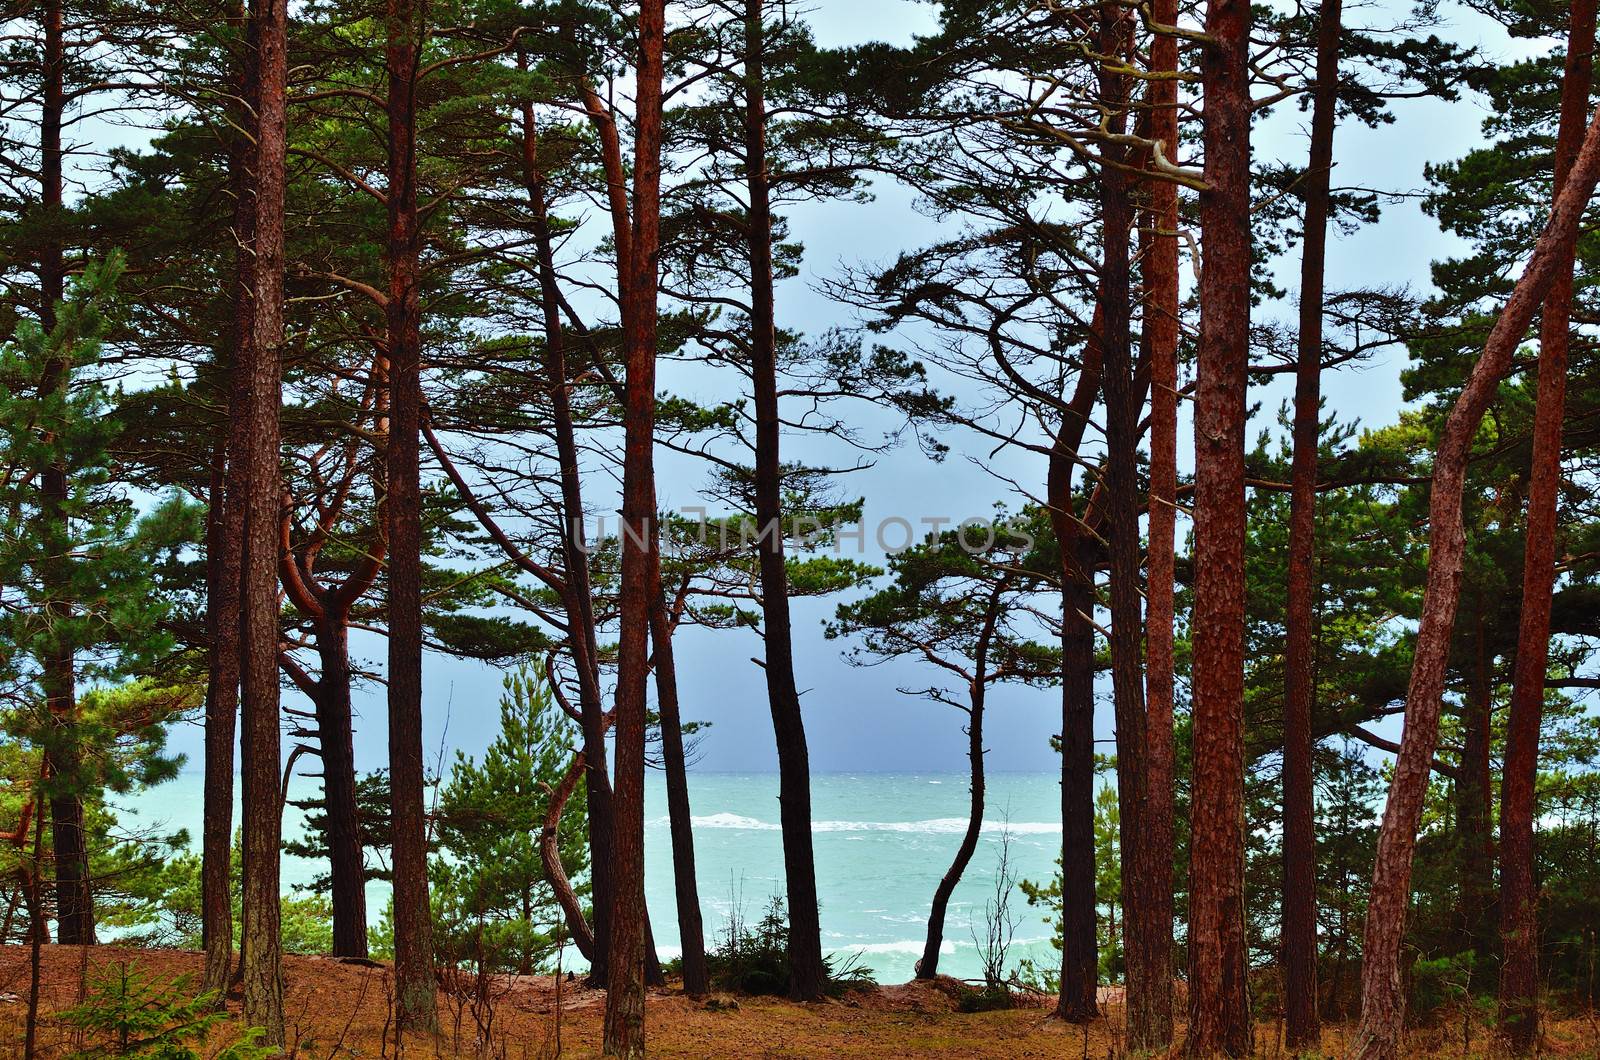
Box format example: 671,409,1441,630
1454,620,1495,986
384,0,437,1031
202,450,240,992
541,753,597,960
1140,1,1181,1043
239,0,288,1042
1097,11,1165,1048
917,583,1001,978
603,0,665,1050
206,24,258,987
1499,1,1596,1048
314,619,368,958
1049,310,1103,1024
651,593,708,994
1282,0,1342,1047
23,788,44,1060
743,0,827,1002
1351,101,1600,1060
521,96,618,988
278,473,385,960
1186,0,1253,1052
35,0,95,950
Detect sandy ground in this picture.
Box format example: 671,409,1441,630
2,945,1597,1057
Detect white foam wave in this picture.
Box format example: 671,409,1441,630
845,939,955,956
667,813,1062,835
678,812,780,830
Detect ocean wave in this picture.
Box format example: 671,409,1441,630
844,939,955,956
666,814,1060,836
683,812,781,830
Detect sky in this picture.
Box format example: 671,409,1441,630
147,0,1549,777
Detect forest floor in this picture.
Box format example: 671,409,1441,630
2,945,1598,1057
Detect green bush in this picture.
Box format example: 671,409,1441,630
704,895,873,997
1409,952,1474,1021
954,983,1015,1013
58,961,273,1059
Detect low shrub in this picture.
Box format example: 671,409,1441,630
705,895,873,997
954,983,1015,1013
57,960,273,1060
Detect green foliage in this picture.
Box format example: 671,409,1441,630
285,769,397,889
1409,952,1475,1021
109,835,333,955
953,982,1015,1012
0,256,199,698
58,961,273,1059
827,506,1059,691
705,894,874,997
0,257,200,940
428,665,588,974
1016,782,1123,990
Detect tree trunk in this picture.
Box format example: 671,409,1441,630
1455,621,1495,985
384,0,437,1031
239,0,288,1042
1049,312,1103,1024
541,754,597,959
742,0,827,1002
35,0,94,950
1098,12,1165,1047
603,0,665,1050
1282,0,1341,1047
1141,0,1181,1041
918,584,1002,978
1058,554,1101,1021
202,450,241,993
1186,0,1253,1053
651,595,708,994
1351,101,1600,1060
23,792,44,1060
521,98,617,988
314,618,368,958
207,26,258,988
1499,1,1596,1048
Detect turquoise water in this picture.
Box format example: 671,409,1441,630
115,770,1064,984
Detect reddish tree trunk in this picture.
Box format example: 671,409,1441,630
1454,625,1495,982
1282,0,1341,1047
206,27,258,987
604,0,665,1050
239,0,288,1042
1140,0,1181,1042
743,0,826,1001
1098,11,1168,1047
1499,2,1596,1049
1186,0,1253,1053
918,585,1002,979
1351,102,1600,1060
384,0,437,1031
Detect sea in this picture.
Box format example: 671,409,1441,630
114,770,1065,984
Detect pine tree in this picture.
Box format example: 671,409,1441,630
432,666,589,975
0,256,198,945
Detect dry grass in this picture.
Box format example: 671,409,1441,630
1,945,1596,1058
